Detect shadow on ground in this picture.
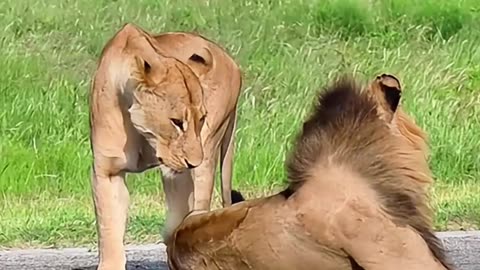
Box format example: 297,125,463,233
73,261,168,270
72,261,168,270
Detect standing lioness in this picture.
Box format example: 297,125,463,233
89,23,242,270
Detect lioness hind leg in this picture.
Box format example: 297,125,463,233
91,167,129,270
219,110,237,207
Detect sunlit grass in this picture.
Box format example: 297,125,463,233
0,0,479,247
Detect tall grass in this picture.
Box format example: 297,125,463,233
0,0,479,247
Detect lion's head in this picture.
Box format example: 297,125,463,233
127,54,207,174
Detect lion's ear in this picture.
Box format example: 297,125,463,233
186,47,213,77
376,74,402,113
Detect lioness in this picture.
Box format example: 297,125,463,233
166,74,454,270
89,23,242,270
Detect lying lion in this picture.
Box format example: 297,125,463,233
165,74,455,270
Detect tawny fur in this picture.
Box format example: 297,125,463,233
166,74,454,270
89,23,242,270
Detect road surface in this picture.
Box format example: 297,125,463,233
1,231,479,269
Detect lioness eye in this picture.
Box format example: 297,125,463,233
170,118,184,130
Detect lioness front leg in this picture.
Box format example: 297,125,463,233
90,117,147,270
91,167,129,270
161,170,195,243
191,157,218,215
161,156,217,242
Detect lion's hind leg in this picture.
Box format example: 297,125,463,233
333,199,449,270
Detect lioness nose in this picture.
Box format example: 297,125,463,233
185,159,196,169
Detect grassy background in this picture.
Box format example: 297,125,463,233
1,0,479,248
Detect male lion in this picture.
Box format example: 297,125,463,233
166,74,455,270
89,23,242,270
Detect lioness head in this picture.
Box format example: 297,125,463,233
128,54,207,174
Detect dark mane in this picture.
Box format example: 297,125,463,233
285,75,382,189
284,75,454,269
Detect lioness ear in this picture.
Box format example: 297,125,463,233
134,56,152,76
376,74,402,112
120,23,168,81
186,47,213,77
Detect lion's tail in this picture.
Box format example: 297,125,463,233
231,189,246,204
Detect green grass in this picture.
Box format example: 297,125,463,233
1,0,479,248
